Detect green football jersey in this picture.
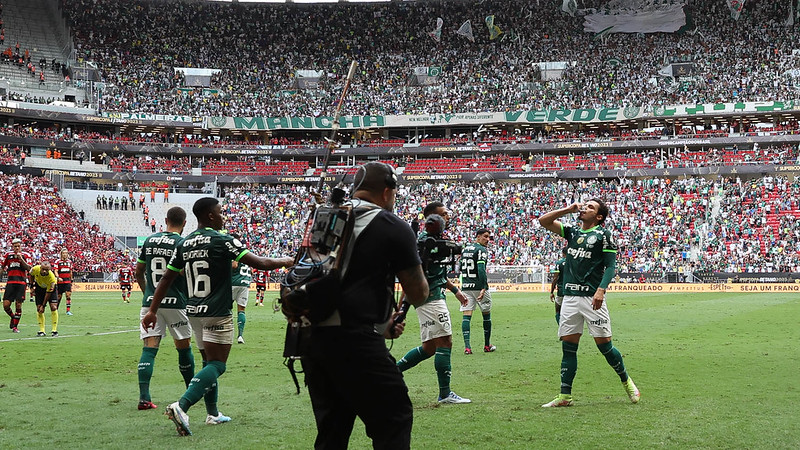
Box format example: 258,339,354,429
460,242,488,290
231,261,252,287
137,231,187,309
167,227,250,317
560,224,617,296
552,257,566,297
419,231,448,303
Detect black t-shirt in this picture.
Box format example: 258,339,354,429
338,209,421,325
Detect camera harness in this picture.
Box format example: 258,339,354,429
279,198,381,393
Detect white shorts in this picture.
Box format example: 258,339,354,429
416,299,452,342
555,295,563,307
190,316,234,349
140,307,192,341
459,289,492,313
557,295,612,338
232,286,249,307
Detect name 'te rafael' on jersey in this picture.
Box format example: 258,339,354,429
137,231,187,309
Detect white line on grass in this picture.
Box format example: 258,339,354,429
0,328,138,342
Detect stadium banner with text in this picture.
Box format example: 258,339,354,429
205,101,800,130
3,100,800,131
484,283,800,293
102,112,203,126
2,282,798,293
0,282,143,292
0,103,200,127
503,101,800,124
0,282,287,292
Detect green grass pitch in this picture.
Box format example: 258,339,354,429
1,291,798,449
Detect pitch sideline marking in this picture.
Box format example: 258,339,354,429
0,328,138,342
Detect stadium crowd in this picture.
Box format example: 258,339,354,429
1,171,797,276
221,175,800,276
62,0,797,116
0,174,129,273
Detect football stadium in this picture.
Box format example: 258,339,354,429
1,0,799,448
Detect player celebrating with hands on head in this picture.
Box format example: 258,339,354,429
142,197,293,437
538,199,640,407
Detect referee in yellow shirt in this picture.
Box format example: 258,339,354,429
30,261,60,337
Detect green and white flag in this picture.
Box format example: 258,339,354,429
429,17,444,43
485,15,503,40
457,20,475,42
561,0,577,17
593,26,614,42
727,0,745,21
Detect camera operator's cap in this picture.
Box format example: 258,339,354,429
11,238,21,244
353,162,397,192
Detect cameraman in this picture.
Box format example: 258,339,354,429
302,162,429,450
396,201,471,404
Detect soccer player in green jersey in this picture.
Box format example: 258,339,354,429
134,206,194,411
538,199,640,407
229,234,252,345
397,201,471,404
549,248,568,324
459,228,496,354
142,197,293,436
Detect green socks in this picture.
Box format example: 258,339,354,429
237,311,246,337
434,347,452,399
179,360,226,413
201,360,220,416
397,346,456,398
597,340,628,382
137,347,159,402
560,341,579,395
461,315,471,349
482,312,492,346
177,347,195,388
397,346,431,372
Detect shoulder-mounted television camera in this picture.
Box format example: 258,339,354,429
418,214,461,271
279,187,351,324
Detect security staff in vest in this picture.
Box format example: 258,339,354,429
301,162,429,450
